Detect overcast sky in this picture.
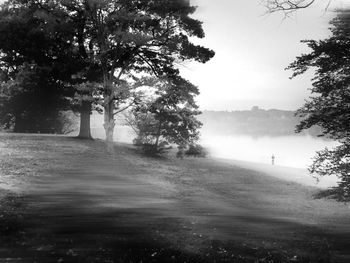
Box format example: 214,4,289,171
181,0,349,111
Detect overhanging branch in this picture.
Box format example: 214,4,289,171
113,100,136,116
263,0,321,16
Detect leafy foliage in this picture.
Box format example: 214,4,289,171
185,144,208,158
55,0,214,142
0,0,214,141
310,143,350,200
288,10,350,200
0,65,74,133
125,76,202,156
0,0,97,135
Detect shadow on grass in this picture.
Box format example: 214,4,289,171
0,193,196,262
1,193,349,263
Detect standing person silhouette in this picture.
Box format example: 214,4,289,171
271,154,275,165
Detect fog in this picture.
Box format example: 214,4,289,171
201,133,339,169
89,112,338,170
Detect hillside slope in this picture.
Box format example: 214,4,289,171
0,133,349,262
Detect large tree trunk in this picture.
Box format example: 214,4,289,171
102,68,116,146
13,112,25,133
154,122,162,150
103,100,115,143
77,101,92,139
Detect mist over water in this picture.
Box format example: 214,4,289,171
89,112,339,170
87,112,340,187
201,133,339,169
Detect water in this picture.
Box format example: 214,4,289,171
201,134,339,169
90,112,338,170
88,118,340,187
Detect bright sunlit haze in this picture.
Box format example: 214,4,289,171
180,0,350,111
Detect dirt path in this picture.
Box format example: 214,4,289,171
0,133,349,262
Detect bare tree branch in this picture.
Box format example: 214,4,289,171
263,0,334,19
113,99,137,116
264,0,316,13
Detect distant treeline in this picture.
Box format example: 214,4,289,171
199,107,323,137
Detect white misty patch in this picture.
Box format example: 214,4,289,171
90,112,135,143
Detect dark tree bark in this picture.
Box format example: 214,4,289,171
13,113,24,133
102,66,116,144
103,100,115,143
154,121,162,150
77,101,92,139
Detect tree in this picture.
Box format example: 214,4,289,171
0,64,74,133
57,0,214,143
0,0,214,144
288,9,350,200
125,76,202,155
0,0,214,143
72,81,102,138
0,0,100,138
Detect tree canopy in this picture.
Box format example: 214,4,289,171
0,0,97,136
288,9,350,200
64,0,214,142
0,64,73,133
125,75,202,155
0,0,214,142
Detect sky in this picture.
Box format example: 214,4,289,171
180,0,350,111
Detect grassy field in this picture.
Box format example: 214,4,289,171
0,133,349,262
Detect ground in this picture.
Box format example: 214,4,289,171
0,133,349,263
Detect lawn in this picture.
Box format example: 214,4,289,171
0,133,349,262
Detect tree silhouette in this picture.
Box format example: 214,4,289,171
125,76,202,155
0,0,97,137
56,0,214,143
288,9,350,200
0,0,214,143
